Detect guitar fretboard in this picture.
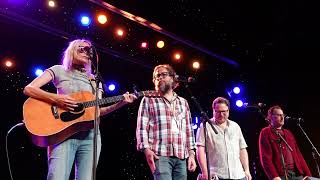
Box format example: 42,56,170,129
81,91,154,108
82,95,125,108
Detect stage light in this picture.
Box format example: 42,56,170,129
174,53,181,60
105,81,118,93
35,69,44,76
233,87,240,94
227,85,243,97
192,61,200,69
97,14,107,24
172,51,183,62
48,0,55,8
80,16,91,26
235,100,244,107
116,29,124,36
5,60,13,68
108,84,115,91
141,42,148,48
156,40,165,48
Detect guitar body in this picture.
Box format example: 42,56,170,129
23,90,157,147
23,91,97,147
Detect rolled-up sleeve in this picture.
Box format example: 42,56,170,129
185,101,196,151
136,97,150,151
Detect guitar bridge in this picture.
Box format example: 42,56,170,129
51,105,59,119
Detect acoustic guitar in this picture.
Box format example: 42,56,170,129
23,90,157,147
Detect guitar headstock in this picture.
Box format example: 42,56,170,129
132,85,160,98
135,90,160,98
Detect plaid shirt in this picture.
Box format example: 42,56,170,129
136,93,196,159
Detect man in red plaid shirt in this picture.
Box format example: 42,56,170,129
136,64,197,180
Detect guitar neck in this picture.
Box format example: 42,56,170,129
81,91,155,108
82,95,124,108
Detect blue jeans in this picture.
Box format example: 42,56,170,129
46,130,101,180
153,156,187,180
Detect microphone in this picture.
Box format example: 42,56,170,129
175,75,196,83
88,46,94,59
285,116,304,123
243,102,266,108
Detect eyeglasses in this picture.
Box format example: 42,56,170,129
77,46,93,55
214,109,229,114
272,114,285,117
154,72,171,79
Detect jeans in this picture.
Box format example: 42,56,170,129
280,170,304,180
219,177,246,180
153,156,187,180
47,130,101,180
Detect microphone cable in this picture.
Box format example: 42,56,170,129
6,122,25,180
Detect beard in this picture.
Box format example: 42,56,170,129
158,81,172,94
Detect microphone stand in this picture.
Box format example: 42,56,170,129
182,82,218,180
271,127,293,180
296,120,320,177
91,46,100,180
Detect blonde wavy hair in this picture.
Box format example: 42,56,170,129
61,39,92,75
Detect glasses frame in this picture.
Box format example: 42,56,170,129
214,109,229,114
153,72,172,79
77,45,93,55
272,113,285,117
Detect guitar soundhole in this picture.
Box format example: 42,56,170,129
60,103,85,122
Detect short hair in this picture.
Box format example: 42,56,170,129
61,39,92,74
152,64,178,89
212,97,230,110
267,105,282,120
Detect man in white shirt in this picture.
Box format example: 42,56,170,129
196,97,252,180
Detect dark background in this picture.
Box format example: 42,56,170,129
1,0,319,179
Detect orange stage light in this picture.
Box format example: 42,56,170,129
157,40,164,48
97,14,108,24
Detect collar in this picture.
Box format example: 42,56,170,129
72,65,86,73
162,91,179,103
211,118,230,126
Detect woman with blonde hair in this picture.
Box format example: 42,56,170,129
24,39,137,180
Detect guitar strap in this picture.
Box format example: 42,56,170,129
88,76,104,99
207,118,217,132
88,77,97,95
